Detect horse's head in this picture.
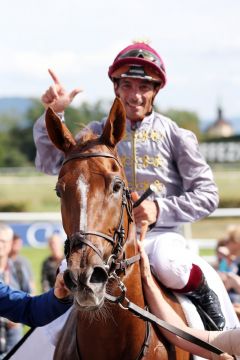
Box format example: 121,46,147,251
46,98,133,311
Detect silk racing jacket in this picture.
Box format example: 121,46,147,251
33,110,219,233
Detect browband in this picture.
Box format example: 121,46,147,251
62,152,122,167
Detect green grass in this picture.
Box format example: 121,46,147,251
214,170,240,207
0,175,59,211
1,167,240,211
200,248,215,257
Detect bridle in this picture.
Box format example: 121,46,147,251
62,150,134,273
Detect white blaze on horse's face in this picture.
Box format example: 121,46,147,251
77,175,89,231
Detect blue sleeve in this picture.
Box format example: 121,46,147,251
0,282,72,327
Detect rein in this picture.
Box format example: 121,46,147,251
61,150,224,358
105,282,224,357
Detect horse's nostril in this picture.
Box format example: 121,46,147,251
63,269,77,290
90,266,108,284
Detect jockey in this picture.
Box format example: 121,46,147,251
33,41,235,331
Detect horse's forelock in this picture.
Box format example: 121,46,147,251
75,130,99,150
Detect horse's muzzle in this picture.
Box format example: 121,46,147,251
63,266,108,309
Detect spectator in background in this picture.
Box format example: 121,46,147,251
224,225,240,274
9,233,35,294
216,225,240,317
41,233,64,292
0,224,24,358
215,237,237,274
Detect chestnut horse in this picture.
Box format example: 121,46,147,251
45,98,190,360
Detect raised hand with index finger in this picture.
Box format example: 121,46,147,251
41,69,82,113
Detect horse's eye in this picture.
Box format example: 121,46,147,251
55,184,62,198
113,181,122,193
55,188,61,198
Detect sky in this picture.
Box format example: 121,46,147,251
1,0,240,121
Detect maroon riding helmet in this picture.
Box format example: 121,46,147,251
108,42,167,89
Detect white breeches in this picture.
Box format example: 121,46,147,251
143,231,192,289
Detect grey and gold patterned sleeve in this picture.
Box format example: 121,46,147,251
155,125,219,227
33,112,64,175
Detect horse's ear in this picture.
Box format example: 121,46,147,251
45,107,76,153
100,97,126,147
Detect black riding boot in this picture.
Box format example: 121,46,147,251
186,276,225,331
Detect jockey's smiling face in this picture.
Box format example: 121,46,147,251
114,78,159,122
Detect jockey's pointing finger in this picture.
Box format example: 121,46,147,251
48,68,62,85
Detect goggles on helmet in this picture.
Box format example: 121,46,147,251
118,49,165,72
110,64,161,83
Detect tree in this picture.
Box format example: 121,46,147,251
7,100,45,164
0,100,44,166
65,100,108,134
0,132,29,166
0,98,108,167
